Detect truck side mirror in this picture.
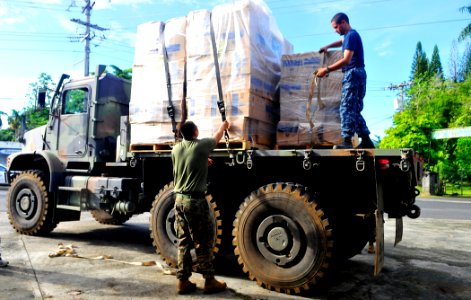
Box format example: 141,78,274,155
37,89,46,110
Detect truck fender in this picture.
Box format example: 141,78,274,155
8,150,65,192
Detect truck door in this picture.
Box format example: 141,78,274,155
58,88,89,157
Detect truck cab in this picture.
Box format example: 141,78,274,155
6,66,136,235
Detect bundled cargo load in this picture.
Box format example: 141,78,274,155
129,0,292,147
277,51,345,147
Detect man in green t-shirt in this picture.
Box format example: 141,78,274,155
172,119,229,295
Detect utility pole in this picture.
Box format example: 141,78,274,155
386,82,410,111
70,0,108,76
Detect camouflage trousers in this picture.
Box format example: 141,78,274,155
174,195,215,280
340,67,370,138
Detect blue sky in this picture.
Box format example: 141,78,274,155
1,0,470,138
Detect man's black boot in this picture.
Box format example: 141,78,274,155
333,137,353,149
357,136,375,149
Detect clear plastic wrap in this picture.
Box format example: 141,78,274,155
277,51,344,146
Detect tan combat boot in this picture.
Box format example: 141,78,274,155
177,279,196,294
0,257,8,267
204,277,227,294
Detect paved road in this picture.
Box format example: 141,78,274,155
416,197,471,220
1,187,470,299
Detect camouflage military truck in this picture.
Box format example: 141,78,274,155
5,65,422,294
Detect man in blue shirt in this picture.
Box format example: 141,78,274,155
316,12,374,149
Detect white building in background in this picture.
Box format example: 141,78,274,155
0,141,22,166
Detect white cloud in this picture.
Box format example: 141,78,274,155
93,0,152,10
375,39,393,57
0,76,33,116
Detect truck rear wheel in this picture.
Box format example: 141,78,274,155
90,209,131,225
7,171,57,235
233,182,332,294
149,182,222,268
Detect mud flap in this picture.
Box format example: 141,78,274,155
395,217,403,246
374,209,384,276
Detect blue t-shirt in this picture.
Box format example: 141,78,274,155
342,29,364,71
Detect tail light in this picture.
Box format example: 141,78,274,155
378,158,390,170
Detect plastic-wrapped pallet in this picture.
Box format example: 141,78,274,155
130,18,186,119
184,0,290,146
277,51,344,147
129,0,291,147
130,17,187,144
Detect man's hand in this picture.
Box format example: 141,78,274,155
315,67,329,78
319,46,328,53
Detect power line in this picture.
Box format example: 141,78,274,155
288,18,471,39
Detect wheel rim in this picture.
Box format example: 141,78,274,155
233,183,332,294
164,208,177,245
15,188,37,220
256,214,301,266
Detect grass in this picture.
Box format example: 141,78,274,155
418,181,471,198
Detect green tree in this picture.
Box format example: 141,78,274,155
381,76,471,181
460,43,471,80
429,45,444,79
26,73,56,108
108,65,132,80
0,111,6,128
410,41,429,81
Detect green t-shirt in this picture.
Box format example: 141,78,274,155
172,138,216,193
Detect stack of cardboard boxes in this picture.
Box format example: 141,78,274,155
277,51,344,147
130,17,187,144
129,0,291,147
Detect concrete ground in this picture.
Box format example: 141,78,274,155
1,193,470,299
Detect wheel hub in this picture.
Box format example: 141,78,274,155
267,227,289,251
15,189,37,219
256,214,302,266
165,209,177,245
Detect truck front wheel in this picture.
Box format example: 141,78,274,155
149,182,222,268
233,182,333,294
7,171,57,235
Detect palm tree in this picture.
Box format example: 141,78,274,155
459,6,471,41
0,111,6,128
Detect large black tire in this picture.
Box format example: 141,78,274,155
90,209,131,225
233,183,333,294
149,182,222,268
7,171,57,235
331,214,373,260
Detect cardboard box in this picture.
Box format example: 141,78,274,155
278,50,344,146
193,115,275,146
185,90,278,124
130,116,275,147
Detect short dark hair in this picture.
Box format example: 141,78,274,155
180,121,197,140
332,12,349,25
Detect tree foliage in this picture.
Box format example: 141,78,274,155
458,6,471,41
381,76,471,182
108,65,132,80
410,41,429,80
0,73,56,142
429,45,444,79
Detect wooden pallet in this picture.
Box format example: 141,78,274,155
274,143,335,150
129,143,174,152
129,140,268,153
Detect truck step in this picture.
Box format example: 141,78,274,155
56,204,81,211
